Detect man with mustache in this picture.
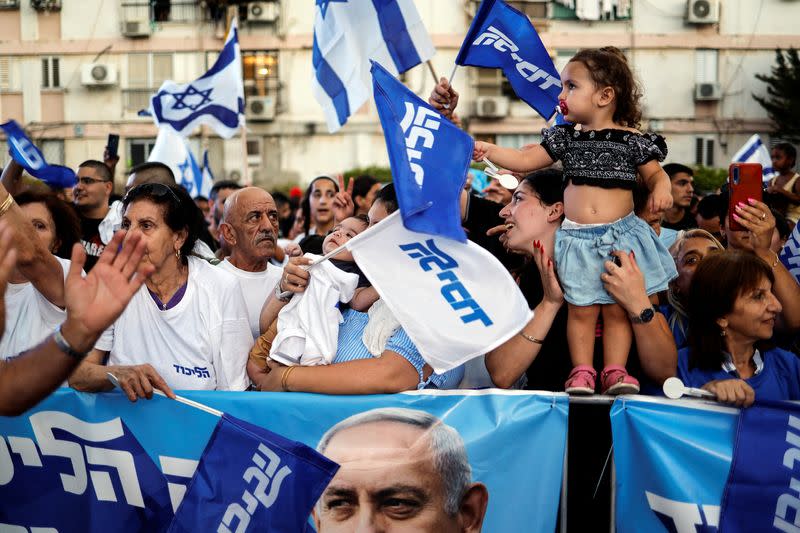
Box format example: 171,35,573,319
218,187,282,338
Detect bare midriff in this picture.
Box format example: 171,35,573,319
563,183,634,224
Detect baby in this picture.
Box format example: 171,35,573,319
265,216,378,366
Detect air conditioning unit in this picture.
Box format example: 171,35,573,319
121,19,151,38
81,63,118,87
31,0,60,11
694,82,721,101
246,96,276,121
248,2,279,23
475,96,509,119
0,0,19,10
686,0,719,24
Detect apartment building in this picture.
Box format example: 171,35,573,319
0,0,796,188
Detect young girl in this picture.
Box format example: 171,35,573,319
767,142,800,226
473,47,677,395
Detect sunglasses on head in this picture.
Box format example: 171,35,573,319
123,182,182,206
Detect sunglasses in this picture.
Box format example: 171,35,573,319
123,182,182,206
75,177,111,186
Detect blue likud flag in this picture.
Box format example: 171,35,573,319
0,120,76,188
780,223,800,285
312,0,435,133
371,61,473,242
199,149,215,199
148,127,203,198
1,412,173,532
455,0,561,120
732,134,778,182
168,413,338,533
719,400,800,532
143,20,244,139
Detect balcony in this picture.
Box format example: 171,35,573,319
121,1,208,24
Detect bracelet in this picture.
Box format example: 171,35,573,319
280,366,297,391
53,324,90,360
0,194,14,218
518,331,544,345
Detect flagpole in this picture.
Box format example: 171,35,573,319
240,125,250,186
448,64,459,87
106,372,223,417
426,60,439,83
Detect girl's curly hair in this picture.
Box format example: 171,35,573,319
569,46,643,129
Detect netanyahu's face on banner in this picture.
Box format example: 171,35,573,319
313,409,488,532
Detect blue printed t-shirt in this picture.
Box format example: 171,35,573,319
677,346,800,402
334,308,463,389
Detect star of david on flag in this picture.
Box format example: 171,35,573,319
141,19,244,139
148,126,203,198
316,0,346,19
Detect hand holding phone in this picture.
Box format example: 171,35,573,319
728,163,762,231
106,133,120,160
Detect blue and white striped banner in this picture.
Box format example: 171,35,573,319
732,134,777,182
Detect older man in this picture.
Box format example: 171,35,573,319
313,407,489,533
218,187,282,338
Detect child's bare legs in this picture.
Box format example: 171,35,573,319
565,303,600,394
600,303,639,395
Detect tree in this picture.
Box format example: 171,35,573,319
754,48,800,143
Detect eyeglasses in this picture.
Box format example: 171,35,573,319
75,177,110,186
123,182,182,206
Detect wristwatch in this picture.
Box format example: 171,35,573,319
630,307,656,324
274,283,293,303
53,324,90,360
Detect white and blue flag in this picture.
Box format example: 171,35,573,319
312,0,435,133
779,222,800,285
143,20,244,139
732,134,777,182
0,120,76,188
199,149,215,199
148,126,203,198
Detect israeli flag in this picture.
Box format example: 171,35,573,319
455,0,561,120
732,134,777,182
0,120,76,188
199,149,215,199
312,0,435,133
148,127,203,198
780,223,800,285
143,20,244,139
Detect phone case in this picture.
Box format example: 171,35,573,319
107,134,120,158
728,163,763,231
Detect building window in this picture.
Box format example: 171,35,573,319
242,51,280,98
695,137,715,167
42,57,60,89
128,138,156,168
39,139,64,165
124,53,173,112
0,57,11,91
551,0,630,20
695,49,718,84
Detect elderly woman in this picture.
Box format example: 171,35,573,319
483,170,679,392
0,179,81,357
249,184,463,393
70,183,252,400
677,251,797,407
662,229,725,348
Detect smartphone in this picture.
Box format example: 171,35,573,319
106,133,120,159
728,163,763,231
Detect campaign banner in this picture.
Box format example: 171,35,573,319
610,396,738,533
0,389,568,532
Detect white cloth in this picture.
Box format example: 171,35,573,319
0,257,70,358
95,256,252,391
270,254,359,366
218,258,282,338
576,0,601,21
361,298,401,357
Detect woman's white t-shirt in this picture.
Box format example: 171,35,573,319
0,257,70,359
95,256,253,391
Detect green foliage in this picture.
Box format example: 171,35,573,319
343,166,393,183
692,165,727,193
754,48,800,143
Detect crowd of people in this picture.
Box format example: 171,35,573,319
1,46,800,415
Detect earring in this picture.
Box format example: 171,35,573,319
720,328,726,337
175,249,181,260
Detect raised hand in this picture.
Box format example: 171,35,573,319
428,77,459,119
333,174,355,223
0,221,17,340
62,230,153,350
